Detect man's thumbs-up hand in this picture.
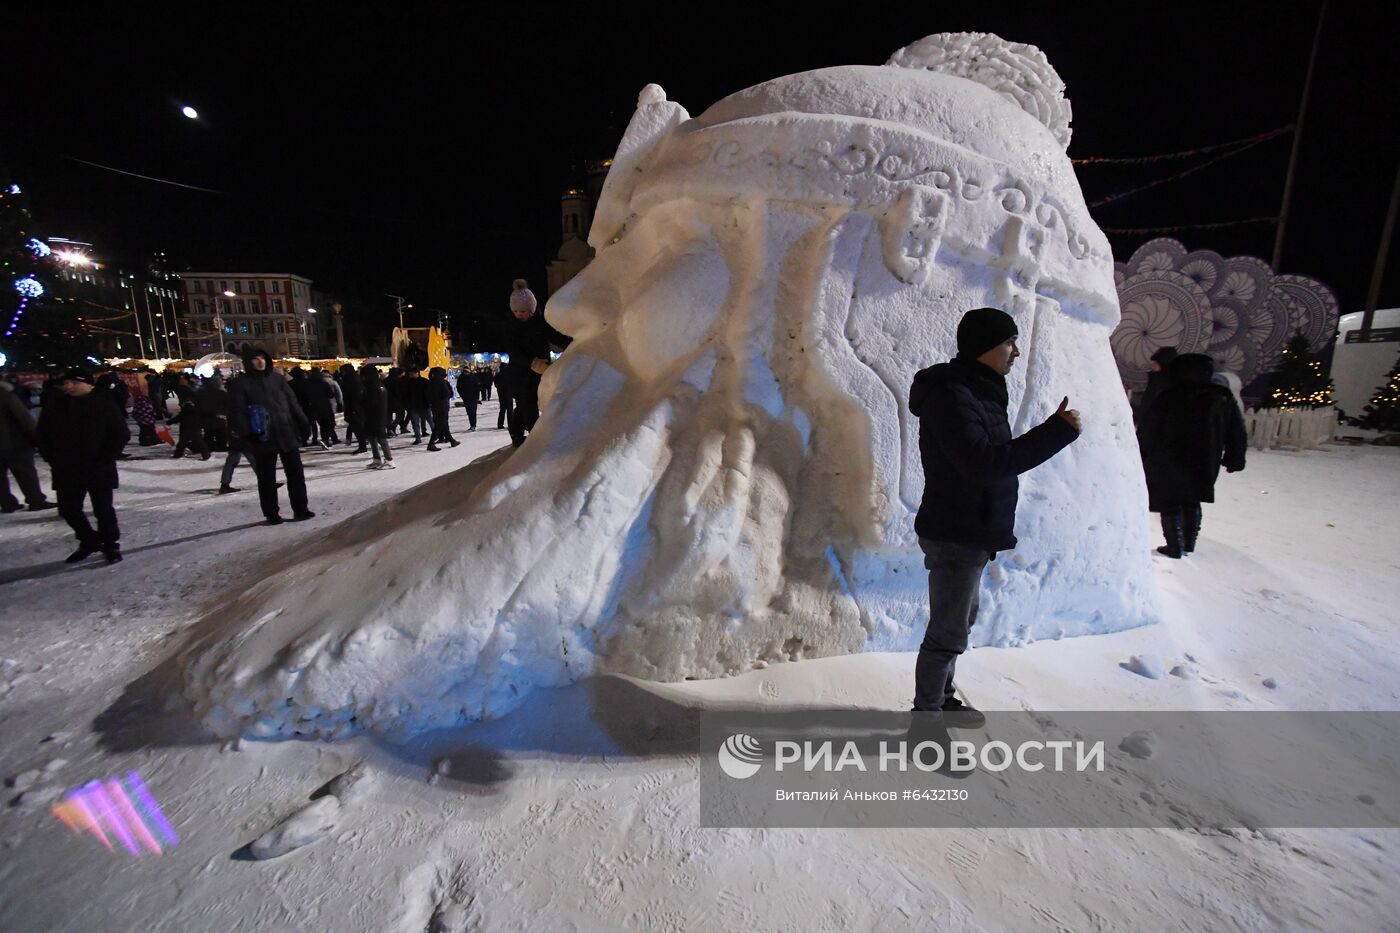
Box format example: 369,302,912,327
1055,396,1081,433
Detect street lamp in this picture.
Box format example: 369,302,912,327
211,289,234,354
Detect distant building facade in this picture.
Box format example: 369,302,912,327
179,272,323,358
36,239,183,361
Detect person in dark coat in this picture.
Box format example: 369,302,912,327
406,370,432,444
359,367,394,469
145,372,168,416
338,363,366,453
194,372,231,450
0,378,54,513
907,307,1081,724
426,367,459,451
228,348,314,524
287,368,314,446
494,367,511,430
384,367,406,436
1134,345,1179,429
168,400,212,460
503,279,569,447
37,369,130,563
480,367,491,401
304,368,338,448
455,369,479,432
1138,353,1247,558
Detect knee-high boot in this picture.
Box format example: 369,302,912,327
1156,510,1184,559
1182,503,1202,554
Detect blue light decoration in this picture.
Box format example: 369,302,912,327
14,276,44,298
27,238,51,259
5,297,30,337
7,184,19,195
0,351,7,367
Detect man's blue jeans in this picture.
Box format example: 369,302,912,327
913,539,988,712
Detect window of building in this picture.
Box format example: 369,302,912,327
274,321,285,334
193,280,203,293
219,280,228,293
253,322,262,335
272,298,283,313
223,324,235,335
234,281,243,293
195,299,206,314
238,322,250,334
271,281,281,293
248,299,258,313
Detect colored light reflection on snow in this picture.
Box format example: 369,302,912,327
51,772,179,857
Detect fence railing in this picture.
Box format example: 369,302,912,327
1241,406,1336,451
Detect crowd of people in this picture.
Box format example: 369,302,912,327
0,278,571,565
0,351,513,560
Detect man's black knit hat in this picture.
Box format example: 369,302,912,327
956,307,1018,359
59,368,95,385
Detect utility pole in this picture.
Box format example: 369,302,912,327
1272,0,1327,272
387,294,407,330
1361,159,1400,338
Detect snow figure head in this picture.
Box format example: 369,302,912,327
183,33,1156,741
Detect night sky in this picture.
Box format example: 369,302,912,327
8,3,1398,334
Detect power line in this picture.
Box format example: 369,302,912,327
1087,135,1280,210
1072,126,1292,165
1101,216,1279,234
61,156,224,194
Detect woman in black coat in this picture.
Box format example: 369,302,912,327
1139,353,1247,558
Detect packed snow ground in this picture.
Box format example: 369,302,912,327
1,402,1397,932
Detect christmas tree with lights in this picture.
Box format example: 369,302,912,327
0,171,94,369
1355,350,1400,432
1262,331,1334,409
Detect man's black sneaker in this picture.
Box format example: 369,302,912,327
102,545,122,564
65,544,98,563
265,515,285,526
941,697,987,729
292,510,315,521
29,502,57,511
218,485,239,494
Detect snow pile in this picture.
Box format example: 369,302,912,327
182,33,1157,739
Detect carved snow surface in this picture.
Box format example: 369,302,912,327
182,34,1156,740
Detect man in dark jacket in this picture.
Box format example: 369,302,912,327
37,369,130,563
304,368,337,448
338,363,366,452
406,370,432,444
455,369,478,432
494,367,511,431
908,307,1080,722
228,348,315,525
0,378,54,513
288,368,314,447
194,372,232,450
503,300,568,448
1138,353,1247,558
426,367,459,451
385,367,406,436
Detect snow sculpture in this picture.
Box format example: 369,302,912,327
1112,237,1339,392
183,34,1157,740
